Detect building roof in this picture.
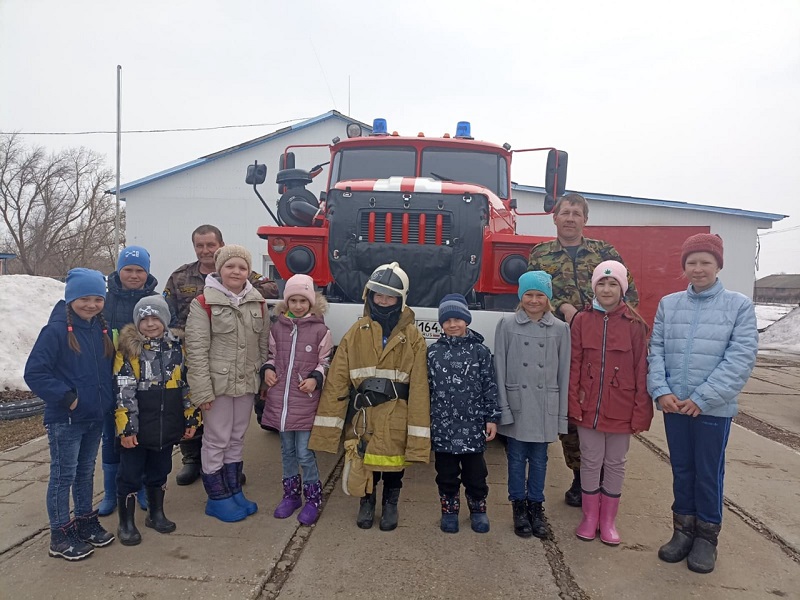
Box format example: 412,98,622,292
512,184,786,223
118,110,371,194
0,253,17,259
755,274,800,289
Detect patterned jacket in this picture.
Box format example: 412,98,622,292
528,237,639,318
427,329,500,454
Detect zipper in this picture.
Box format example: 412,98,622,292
90,320,101,423
281,322,299,431
157,342,165,450
592,315,609,429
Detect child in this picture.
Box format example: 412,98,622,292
568,261,653,545
495,271,570,539
428,294,500,534
261,274,333,525
114,296,201,545
24,268,116,561
309,262,430,531
648,233,757,574
185,245,270,523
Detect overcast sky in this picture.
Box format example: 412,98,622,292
2,0,798,276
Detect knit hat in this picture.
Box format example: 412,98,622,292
65,268,107,304
133,295,171,331
283,274,316,306
591,260,629,296
518,271,553,300
681,233,724,268
117,245,151,273
438,293,472,325
214,244,252,273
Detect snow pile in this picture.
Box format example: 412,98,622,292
759,306,800,354
755,304,795,331
0,275,66,390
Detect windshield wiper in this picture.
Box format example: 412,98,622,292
428,171,455,182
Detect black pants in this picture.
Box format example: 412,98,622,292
117,445,173,497
178,424,202,463
435,452,489,499
373,470,404,490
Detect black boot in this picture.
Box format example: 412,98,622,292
379,487,401,531
687,520,721,574
117,494,142,546
75,510,115,547
176,437,202,486
145,486,176,533
356,489,377,529
511,500,532,538
658,513,695,563
564,470,582,507
528,500,549,539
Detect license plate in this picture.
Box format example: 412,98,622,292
416,319,442,339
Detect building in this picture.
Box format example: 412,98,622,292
0,253,16,275
755,274,800,304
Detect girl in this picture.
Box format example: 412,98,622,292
262,274,333,526
24,268,116,561
495,271,570,539
114,296,201,545
648,233,758,574
568,260,653,545
186,245,270,523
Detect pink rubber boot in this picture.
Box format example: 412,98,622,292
575,490,601,541
599,491,621,545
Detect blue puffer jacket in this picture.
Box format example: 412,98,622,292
103,272,159,341
427,329,500,454
647,280,758,418
24,301,115,425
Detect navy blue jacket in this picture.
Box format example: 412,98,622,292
103,272,159,340
427,329,500,454
24,301,115,425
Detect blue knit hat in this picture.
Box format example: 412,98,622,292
518,271,553,300
65,268,107,303
438,293,472,325
117,245,151,273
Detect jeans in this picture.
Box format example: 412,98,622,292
117,445,174,496
434,452,489,499
46,421,103,528
101,412,120,465
506,437,549,503
279,430,320,483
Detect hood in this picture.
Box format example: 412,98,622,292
118,323,184,358
205,273,254,304
107,272,159,297
437,328,485,346
514,309,557,327
274,292,328,318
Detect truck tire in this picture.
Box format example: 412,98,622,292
0,397,45,421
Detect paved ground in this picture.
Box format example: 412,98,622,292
0,354,798,599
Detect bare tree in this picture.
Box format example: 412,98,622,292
0,134,118,276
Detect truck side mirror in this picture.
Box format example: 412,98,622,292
545,149,568,198
246,162,267,185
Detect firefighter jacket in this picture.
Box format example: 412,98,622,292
308,305,431,470
185,277,270,406
113,324,201,451
103,271,160,344
568,304,653,434
528,237,639,318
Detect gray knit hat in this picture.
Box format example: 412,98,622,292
438,293,472,325
133,295,171,331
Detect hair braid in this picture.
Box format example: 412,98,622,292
96,313,115,357
66,305,81,354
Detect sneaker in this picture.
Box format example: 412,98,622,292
76,510,115,547
49,521,94,561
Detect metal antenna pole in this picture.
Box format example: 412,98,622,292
115,65,122,254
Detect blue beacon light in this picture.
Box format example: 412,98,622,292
455,121,471,138
372,118,388,135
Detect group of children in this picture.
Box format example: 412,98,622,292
24,233,757,575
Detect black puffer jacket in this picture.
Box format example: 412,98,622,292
103,271,159,341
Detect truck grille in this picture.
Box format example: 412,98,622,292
358,211,453,245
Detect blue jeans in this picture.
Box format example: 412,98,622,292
506,437,549,503
46,421,103,528
101,412,119,465
279,430,319,483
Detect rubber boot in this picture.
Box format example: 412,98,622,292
512,500,532,538
202,470,247,523
379,487,401,531
439,494,460,533
97,463,118,516
223,462,257,515
658,513,696,563
274,475,302,519
575,489,601,541
598,491,621,545
564,469,582,507
687,520,721,574
298,480,323,525
116,494,142,546
144,486,176,533
75,510,115,547
176,437,202,486
528,501,549,539
356,489,377,529
466,495,490,533
49,520,94,561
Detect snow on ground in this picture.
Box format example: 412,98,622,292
755,303,795,331
0,275,65,390
760,306,800,354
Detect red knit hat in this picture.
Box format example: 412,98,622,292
681,233,723,268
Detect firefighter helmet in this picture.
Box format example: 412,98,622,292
363,262,409,308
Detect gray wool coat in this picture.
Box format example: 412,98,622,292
494,310,571,443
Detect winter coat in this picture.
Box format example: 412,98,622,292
24,300,114,425
308,304,431,470
103,271,159,343
568,304,653,434
494,310,570,443
647,280,758,418
113,324,201,450
262,294,333,431
427,329,500,454
185,277,270,406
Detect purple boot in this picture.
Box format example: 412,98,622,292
274,475,302,519
298,480,323,525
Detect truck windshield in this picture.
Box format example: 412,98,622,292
421,148,508,199
332,147,416,183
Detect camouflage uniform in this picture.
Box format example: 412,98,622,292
528,237,639,470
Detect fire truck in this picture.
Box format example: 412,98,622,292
245,118,569,348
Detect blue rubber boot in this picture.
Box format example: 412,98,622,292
97,464,118,517
467,495,490,533
202,470,247,523
223,462,258,516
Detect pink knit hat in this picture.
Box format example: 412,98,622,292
283,274,316,306
591,260,629,296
